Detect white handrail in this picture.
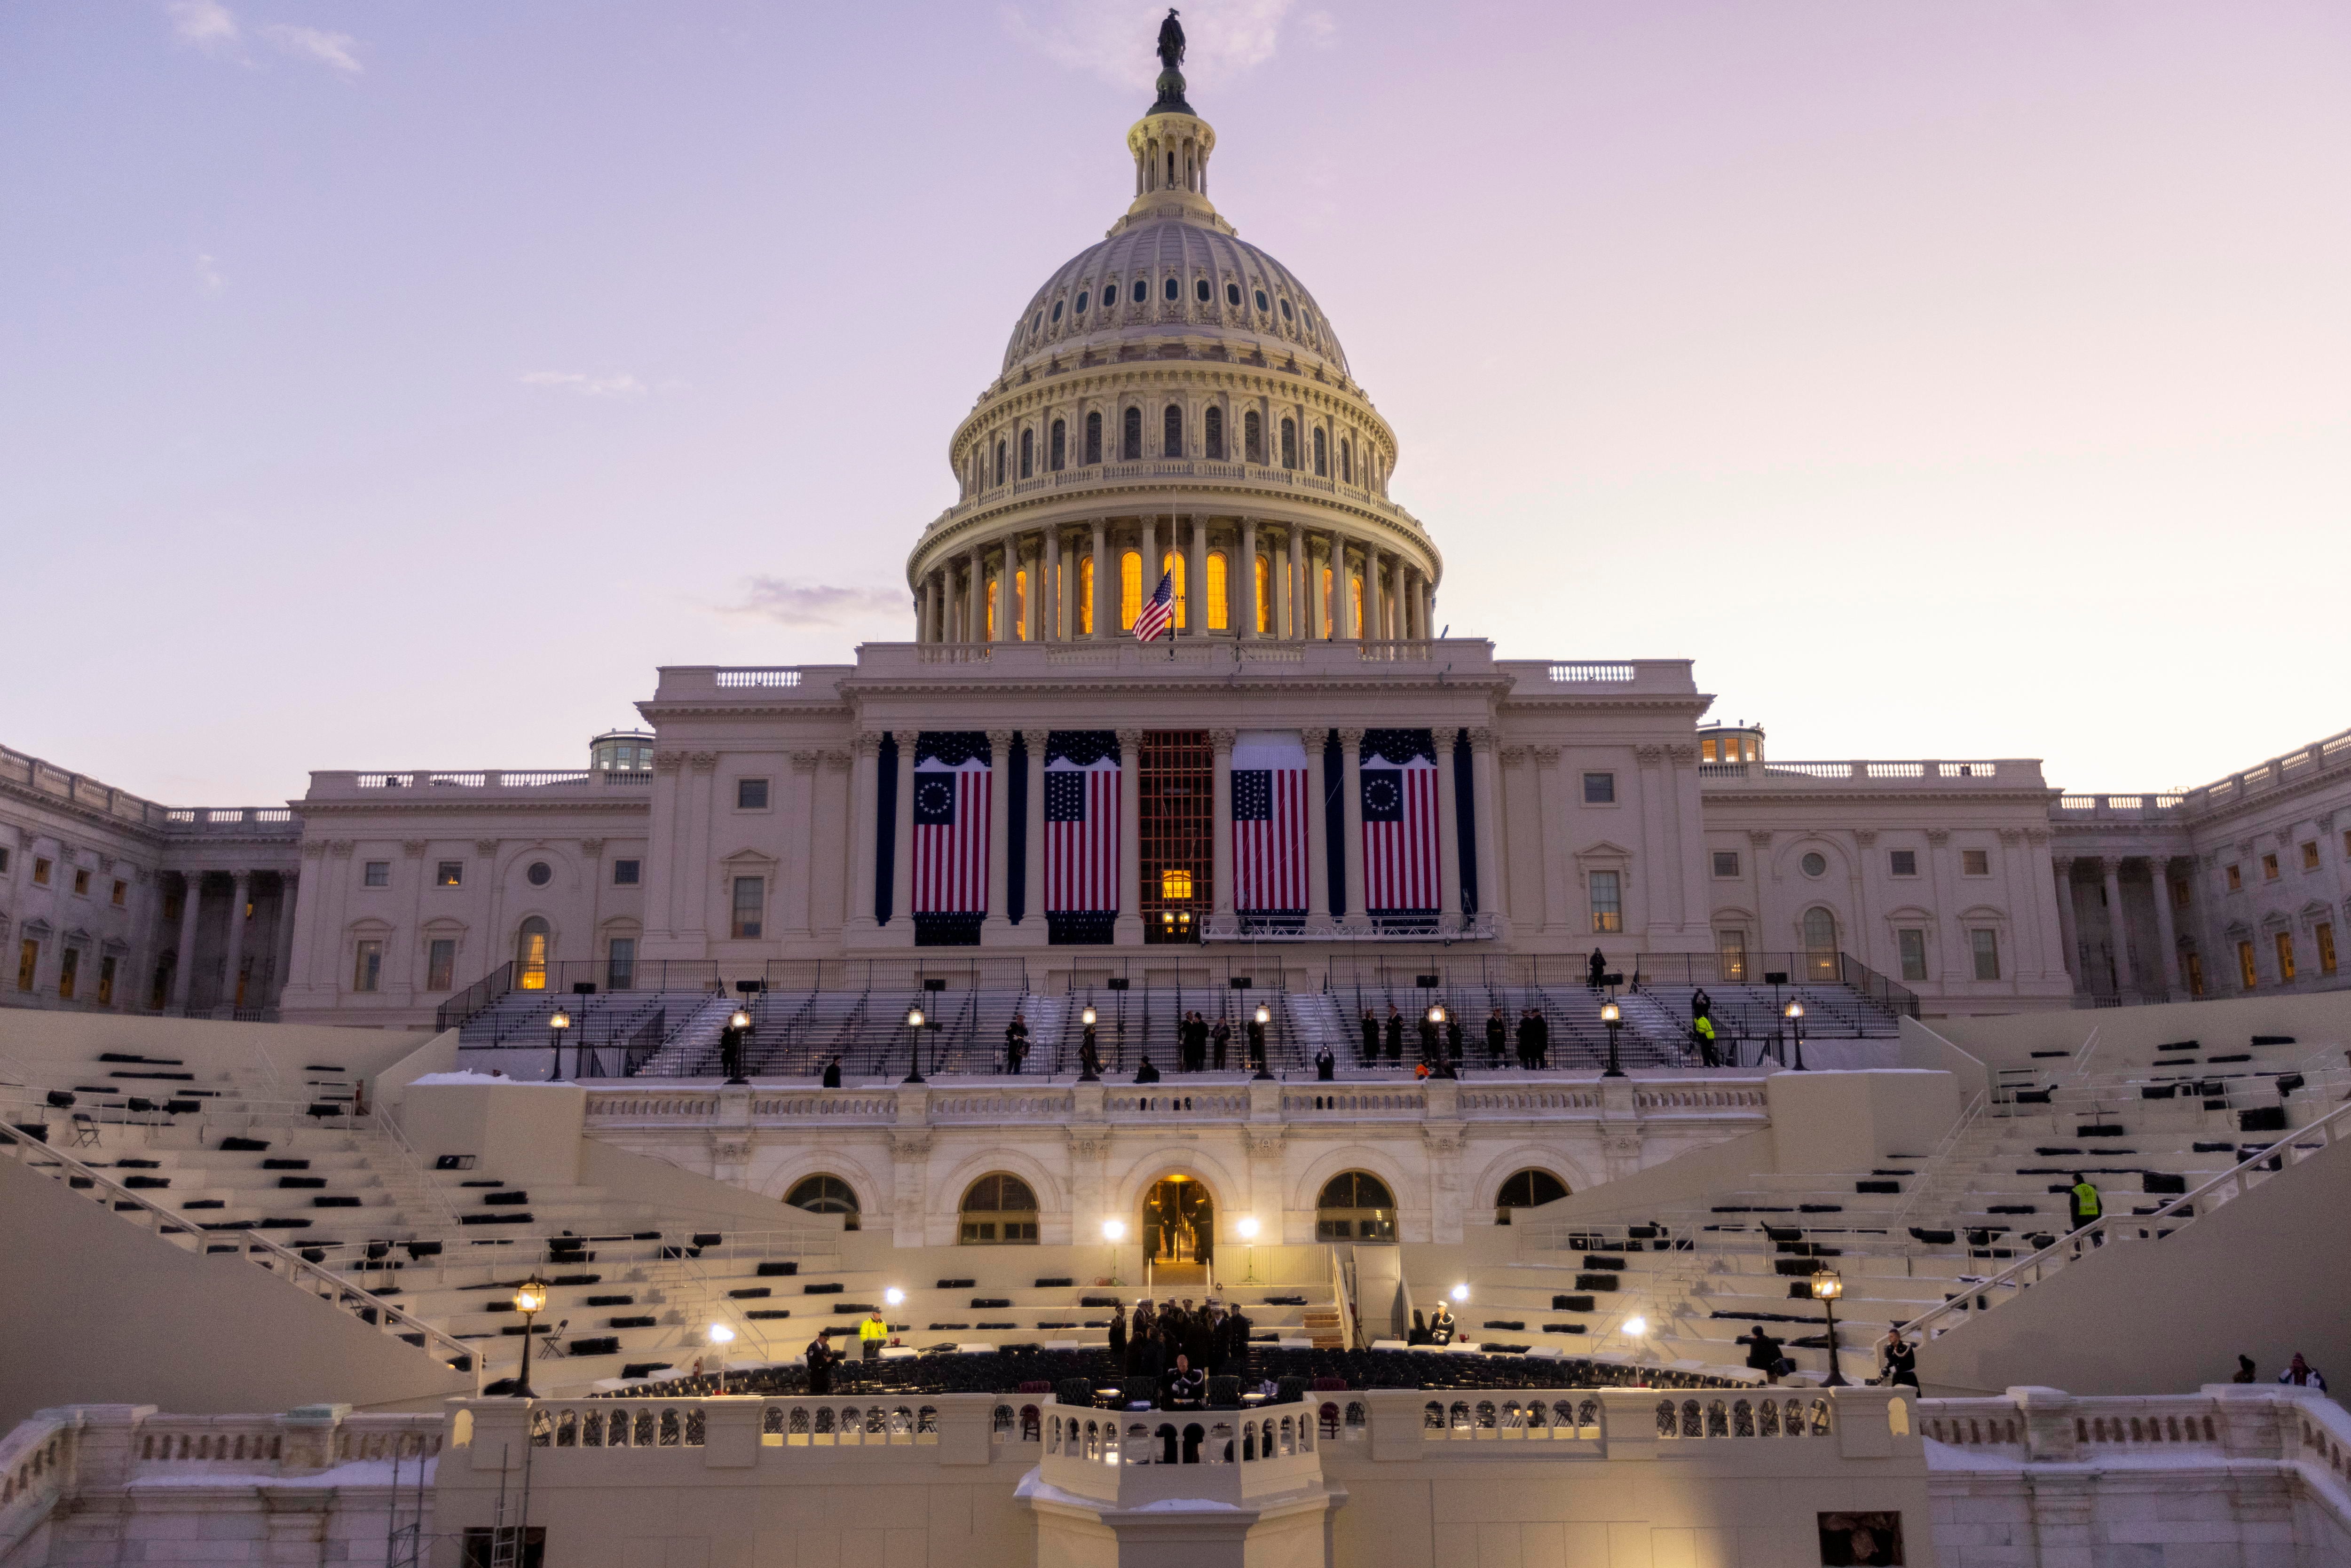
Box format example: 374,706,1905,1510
1890,1088,1990,1231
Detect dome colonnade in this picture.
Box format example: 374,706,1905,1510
907,96,1439,646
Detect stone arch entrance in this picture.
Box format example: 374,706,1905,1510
1140,1174,1215,1284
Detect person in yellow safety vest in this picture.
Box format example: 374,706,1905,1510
859,1308,889,1362
2068,1174,2104,1253
1693,1014,1720,1068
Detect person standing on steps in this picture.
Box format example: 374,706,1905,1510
820,1055,842,1088
1211,1014,1231,1071
1487,1008,1509,1068
1417,1009,1440,1068
1384,1006,1404,1064
1743,1325,1790,1385
1530,1008,1551,1070
1360,1009,1380,1067
1691,986,1712,1024
1588,949,1608,991
1445,1012,1464,1073
1694,1013,1720,1068
1879,1325,1918,1390
1080,1020,1102,1079
2068,1174,2104,1252
1005,1012,1029,1074
1247,1010,1267,1073
1315,1042,1335,1080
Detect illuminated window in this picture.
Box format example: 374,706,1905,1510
109,878,126,906
16,938,35,993
1161,550,1187,629
1589,870,1623,933
2237,940,2257,990
1254,554,1270,633
2302,842,2320,872
1015,568,1028,639
959,1174,1040,1245
1349,573,1363,635
1079,555,1096,635
1700,737,1717,762
2261,854,2279,881
2318,922,2337,976
72,868,90,896
32,857,51,885
1161,869,1195,899
1207,552,1228,630
515,917,550,988
2275,932,2296,983
2225,864,2242,891
1120,551,1142,629
437,861,464,888
1802,908,1839,979
985,573,997,639
353,939,383,993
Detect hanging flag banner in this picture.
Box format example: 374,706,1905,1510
1231,730,1309,914
912,732,991,916
1044,731,1120,931
1360,727,1439,914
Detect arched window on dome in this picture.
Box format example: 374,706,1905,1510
1312,426,1328,477
1122,407,1143,462
1493,1169,1569,1226
994,441,1006,488
1206,552,1229,631
1051,300,1063,324
1279,419,1297,471
1254,554,1271,635
1244,412,1264,465
1076,290,1089,314
1049,419,1066,473
1078,554,1095,636
1085,412,1102,466
1163,275,1179,302
1019,427,1034,480
1340,438,1353,485
1131,279,1148,305
1120,551,1142,631
1204,407,1224,460
1163,405,1183,459
1195,278,1211,303
1160,551,1187,630
1254,289,1269,314
1226,282,1241,308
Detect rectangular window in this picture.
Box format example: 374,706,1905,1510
731,876,765,939
0,847,9,873
363,861,391,888
736,778,770,810
2302,841,2320,872
353,940,383,993
1970,929,2001,981
1582,772,1615,805
607,938,637,991
2225,864,2242,892
612,859,641,886
1889,849,1917,877
2185,951,2204,998
436,861,463,887
1589,870,1623,934
72,868,90,896
57,947,79,1001
1699,737,1717,762
2237,940,2257,990
1961,849,1990,876
425,938,456,992
2171,879,2191,909
2261,853,2279,881
111,879,127,906
2317,922,2337,977
15,938,34,992
32,857,51,886
1717,931,1747,982
97,954,117,1006
1898,929,1928,983
2275,932,2296,983
1712,851,1740,878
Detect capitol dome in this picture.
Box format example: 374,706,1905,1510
907,61,1437,649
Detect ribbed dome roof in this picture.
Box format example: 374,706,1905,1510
1000,216,1349,380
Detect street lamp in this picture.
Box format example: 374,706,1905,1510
721,1006,752,1085
1623,1315,1647,1339
1784,1000,1808,1072
1599,1000,1626,1078
1236,1215,1260,1283
707,1322,735,1393
547,1009,571,1082
1809,1269,1848,1386
1252,1003,1273,1079
1077,1003,1100,1081
1101,1218,1124,1282
903,1005,926,1084
1449,1283,1468,1302
511,1276,549,1398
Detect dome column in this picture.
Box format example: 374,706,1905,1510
1238,518,1259,640
1308,535,1330,640
966,544,984,643
1363,543,1384,641
1423,574,1437,640
1335,540,1358,639
1043,528,1063,641
1286,525,1305,639
993,544,1012,643
1091,519,1114,640
1185,514,1207,637
1338,728,1366,924
1138,516,1156,632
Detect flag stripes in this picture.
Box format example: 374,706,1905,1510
1231,730,1310,913
1045,731,1121,913
912,758,991,915
1361,752,1440,913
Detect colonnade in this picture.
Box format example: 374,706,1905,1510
165,868,299,1016
913,515,1437,645
2052,854,2181,998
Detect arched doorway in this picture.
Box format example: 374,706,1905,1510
1493,1168,1569,1226
1315,1171,1395,1243
1140,1175,1214,1282
1801,906,1838,982
515,917,551,990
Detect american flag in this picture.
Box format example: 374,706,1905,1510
1231,731,1308,912
1044,730,1120,912
1133,570,1175,643
912,734,991,914
1360,729,1439,912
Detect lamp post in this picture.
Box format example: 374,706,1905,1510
547,1009,571,1082
721,1006,752,1086
1078,1004,1099,1081
1428,1001,1453,1078
1809,1269,1847,1386
511,1276,549,1398
1599,1000,1625,1078
1251,1003,1273,1079
1784,1000,1807,1072
1101,1218,1124,1283
707,1322,735,1393
1236,1215,1260,1283
903,1006,926,1084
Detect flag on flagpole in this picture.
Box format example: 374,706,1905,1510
1133,570,1175,643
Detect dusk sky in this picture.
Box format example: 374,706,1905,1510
4,1,2345,806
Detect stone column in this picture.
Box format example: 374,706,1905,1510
1339,728,1365,922
218,870,252,1012
1023,730,1049,933
1211,729,1236,920
1333,542,1356,639
2101,860,2134,991
966,544,984,642
2147,857,2180,997
1186,514,1207,636
1468,728,1500,929
890,731,918,938
1286,524,1304,639
1435,729,1463,927
2050,857,2080,988
1092,519,1114,639
1362,544,1383,640
271,872,299,1009
1424,576,1437,638
1137,516,1157,632
992,546,1013,643
1305,730,1332,924
1239,518,1259,639
848,735,881,936
1044,528,1062,640
1114,728,1144,945
983,731,1012,938
169,871,204,1010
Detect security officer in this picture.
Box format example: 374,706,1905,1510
1693,1013,1720,1068
859,1307,890,1362
2067,1174,2103,1252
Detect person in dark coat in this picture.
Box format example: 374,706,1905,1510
1184,1311,1215,1370
1445,1015,1464,1072
1588,948,1607,990
1417,1011,1439,1066
1079,1025,1102,1079
1004,1013,1029,1073
1247,1014,1267,1073
1487,1009,1509,1068
1427,1302,1456,1345
1223,1307,1252,1379
1135,1056,1160,1083
805,1333,840,1395
1160,1353,1205,1410
1515,1010,1535,1070
1742,1326,1787,1385
1879,1325,1918,1391
1211,1016,1231,1071
1107,1305,1128,1363
1384,1007,1404,1063
1359,1009,1380,1066
820,1055,842,1088
1408,1309,1430,1347
1531,1010,1550,1069
1691,987,1712,1023
1315,1044,1335,1080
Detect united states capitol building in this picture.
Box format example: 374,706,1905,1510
2,33,2349,1568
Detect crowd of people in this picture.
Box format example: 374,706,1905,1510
1107,1298,1257,1402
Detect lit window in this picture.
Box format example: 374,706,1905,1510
426,938,456,992
16,938,36,992
1161,549,1187,629
2274,931,2296,982
1120,550,1142,629
2318,922,2337,977
363,861,391,888
1971,929,2001,981
72,868,90,896
2237,940,2257,990
731,876,765,940
737,779,770,810
2261,854,2279,881
1898,929,1928,983
1582,773,1615,805
436,862,464,888
353,940,383,993
2301,842,2320,872
1160,869,1194,900
33,857,51,886
1712,851,1740,878
1079,555,1095,635
1700,737,1717,762
1589,870,1623,934
2225,864,2242,891
613,859,640,886
1890,850,1917,877
1961,849,1990,876
1206,552,1229,631
111,880,127,906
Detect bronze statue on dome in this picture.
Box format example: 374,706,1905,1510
1157,9,1186,71
1151,9,1193,113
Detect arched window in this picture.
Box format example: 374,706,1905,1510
515,917,550,991
1802,907,1839,980
1049,419,1066,472
1244,411,1263,464
1312,427,1327,476
1254,554,1271,634
1194,278,1210,302
1254,288,1269,313
1279,418,1297,470
1204,407,1224,460
1085,411,1103,465
1050,299,1063,323
1079,555,1096,635
1163,404,1183,458
1014,568,1028,639
1340,439,1352,484
1316,1172,1396,1242
786,1174,860,1231
1226,282,1241,307
960,1174,1039,1245
1494,1169,1569,1225
1206,552,1229,631
994,441,1006,487
1163,276,1179,302
1120,551,1142,630
1019,427,1034,479
1120,407,1143,461
1131,279,1148,305
1161,550,1187,630
1076,290,1089,314
1349,573,1365,638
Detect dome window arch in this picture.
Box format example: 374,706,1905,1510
1244,411,1263,464
1162,404,1183,458
1163,276,1179,302
1195,277,1211,303
1279,418,1297,470
1312,426,1327,477
1131,279,1149,305
1278,298,1294,321
994,440,1007,488
1254,288,1269,314
1226,282,1242,307
1204,407,1224,460
959,1174,1040,1245
1051,300,1064,323
1340,438,1353,484
1493,1168,1570,1226
1316,1171,1396,1243
1076,290,1090,314
1031,312,1042,334
1019,427,1034,479
1085,411,1103,466
1049,419,1066,472
785,1174,860,1231
1121,406,1143,461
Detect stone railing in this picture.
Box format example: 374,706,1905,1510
1699,758,2044,789
310,769,657,797
922,457,1425,535
1039,1396,1324,1507
0,1411,74,1561
1921,1385,2351,1482
0,745,298,838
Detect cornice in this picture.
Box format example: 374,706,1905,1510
0,775,174,846
836,673,1517,700
1701,784,2062,807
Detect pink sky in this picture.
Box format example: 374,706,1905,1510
2,0,2345,804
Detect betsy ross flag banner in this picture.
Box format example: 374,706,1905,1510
1133,571,1175,643
1231,731,1309,913
1360,728,1439,912
912,732,991,914
1044,730,1120,912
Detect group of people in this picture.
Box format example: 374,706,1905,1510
1407,1301,1458,1345
1109,1298,1255,1400
1738,1322,1919,1388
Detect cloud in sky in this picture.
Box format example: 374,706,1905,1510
167,0,239,54
724,579,907,630
167,3,363,72
261,24,361,73
1002,0,1301,93
518,370,647,397
195,252,224,294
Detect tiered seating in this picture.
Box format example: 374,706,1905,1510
461,988,713,1054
